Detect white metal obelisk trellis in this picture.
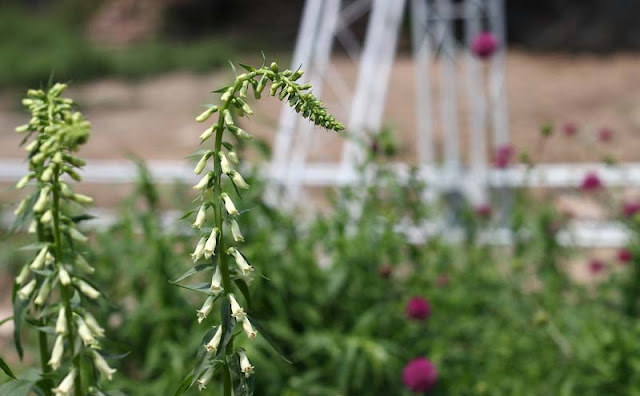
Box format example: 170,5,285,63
270,0,510,206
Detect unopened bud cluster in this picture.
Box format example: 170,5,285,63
181,61,343,392
13,84,114,395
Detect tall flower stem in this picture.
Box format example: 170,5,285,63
52,171,82,396
35,225,53,396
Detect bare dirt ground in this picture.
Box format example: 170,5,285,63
0,50,639,165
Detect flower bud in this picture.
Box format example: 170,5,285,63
205,325,223,353
255,75,267,99
223,109,234,126
194,152,211,175
48,335,64,370
84,312,105,337
221,193,239,215
239,81,249,98
200,126,215,142
33,187,51,212
227,247,253,275
227,151,239,164
196,106,219,122
34,277,51,305
17,279,36,300
270,62,279,73
194,173,211,191
192,205,208,228
230,219,244,242
197,366,216,391
218,152,233,175
30,246,49,270
15,124,29,133
241,317,257,339
15,174,30,189
91,350,116,381
71,194,93,205
238,350,255,377
52,368,76,396
75,279,100,299
15,265,30,285
76,316,98,347
75,254,95,274
204,228,219,259
230,171,250,189
56,307,67,335
68,227,88,242
40,209,53,224
14,199,27,216
220,89,233,103
210,265,223,293
229,293,246,320
191,236,207,262
25,139,38,152
228,124,253,140
196,295,215,324
58,266,71,285
291,69,304,80
28,220,37,234
41,166,54,182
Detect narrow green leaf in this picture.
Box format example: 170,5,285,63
0,357,17,379
0,379,33,396
212,86,230,94
233,279,252,310
177,210,196,221
12,294,28,360
173,372,194,396
238,63,255,72
70,214,97,223
168,282,212,294
172,263,212,283
248,316,292,364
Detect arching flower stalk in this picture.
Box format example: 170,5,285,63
175,61,343,395
12,84,114,396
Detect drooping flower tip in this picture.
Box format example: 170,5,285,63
588,259,606,275
402,357,438,393
406,297,431,321
493,144,513,169
618,248,632,263
471,32,499,59
563,122,577,137
580,172,602,191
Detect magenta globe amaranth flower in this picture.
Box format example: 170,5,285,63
623,201,640,217
588,259,606,275
563,122,577,137
618,248,632,263
493,144,513,169
406,297,431,320
471,32,499,59
598,127,613,143
403,357,438,393
580,172,602,191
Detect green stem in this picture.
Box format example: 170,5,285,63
52,170,82,396
35,224,53,396
222,365,232,396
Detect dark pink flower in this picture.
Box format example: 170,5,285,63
588,259,606,275
475,204,492,218
598,127,613,143
580,172,602,191
471,32,499,59
563,122,577,137
493,144,513,168
406,297,431,321
623,201,640,217
618,248,632,263
403,357,438,393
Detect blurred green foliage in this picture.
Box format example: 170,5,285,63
0,7,233,89
3,140,640,395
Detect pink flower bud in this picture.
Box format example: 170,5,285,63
580,172,602,191
471,32,499,59
403,357,438,393
406,297,431,321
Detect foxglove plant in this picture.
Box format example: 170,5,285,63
174,61,343,394
12,84,114,395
